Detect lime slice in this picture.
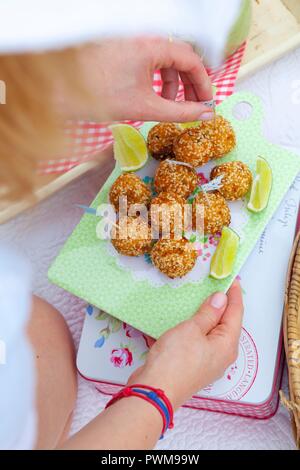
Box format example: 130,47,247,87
179,87,217,130
179,121,201,130
109,124,148,172
247,156,272,213
210,227,240,280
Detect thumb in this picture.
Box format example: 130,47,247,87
144,93,215,123
192,292,228,335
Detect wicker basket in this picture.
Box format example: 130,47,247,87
281,230,300,449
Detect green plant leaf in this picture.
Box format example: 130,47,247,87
100,327,110,338
95,310,109,321
110,318,122,333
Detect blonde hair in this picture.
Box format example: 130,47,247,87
0,48,85,200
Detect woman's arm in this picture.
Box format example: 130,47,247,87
61,397,162,450
60,281,243,450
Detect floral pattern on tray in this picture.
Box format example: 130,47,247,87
91,306,149,369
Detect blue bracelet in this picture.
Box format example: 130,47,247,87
132,387,171,439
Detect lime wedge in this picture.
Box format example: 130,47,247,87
210,227,240,280
247,157,272,213
179,121,201,130
179,86,217,130
110,124,148,172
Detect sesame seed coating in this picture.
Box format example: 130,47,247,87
111,216,152,257
210,161,252,201
198,115,236,158
150,191,186,238
151,238,197,279
154,160,198,198
109,173,151,212
147,123,182,160
192,192,231,235
173,127,214,167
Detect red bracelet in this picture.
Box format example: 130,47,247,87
105,385,174,438
130,384,174,426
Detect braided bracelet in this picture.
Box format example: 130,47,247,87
105,384,174,439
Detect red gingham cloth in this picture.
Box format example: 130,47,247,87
40,42,246,175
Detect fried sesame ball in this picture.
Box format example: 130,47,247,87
173,127,214,167
147,123,182,160
109,173,151,212
210,161,252,201
151,238,197,279
154,160,198,199
198,115,236,158
111,216,152,257
150,192,186,238
192,192,231,235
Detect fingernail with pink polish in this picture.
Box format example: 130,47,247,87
199,111,215,121
210,292,227,309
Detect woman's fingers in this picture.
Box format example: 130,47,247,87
192,292,228,335
207,280,244,362
161,68,179,100
157,39,213,102
217,280,244,341
141,92,215,122
179,71,198,102
142,38,214,122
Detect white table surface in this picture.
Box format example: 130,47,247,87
1,47,300,450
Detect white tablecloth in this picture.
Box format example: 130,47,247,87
1,47,300,450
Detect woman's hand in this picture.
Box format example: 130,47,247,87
62,281,243,450
129,280,244,410
77,37,214,123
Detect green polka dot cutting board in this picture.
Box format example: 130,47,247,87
48,92,300,339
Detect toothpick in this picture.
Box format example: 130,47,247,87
201,175,224,192
166,159,194,170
